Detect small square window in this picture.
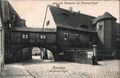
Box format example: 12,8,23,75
22,34,28,39
40,35,46,39
22,34,25,38
26,35,28,39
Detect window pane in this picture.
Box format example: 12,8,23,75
40,35,46,39
43,35,46,39
75,34,79,40
26,35,28,39
22,34,25,38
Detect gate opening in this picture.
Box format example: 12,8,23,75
32,47,54,61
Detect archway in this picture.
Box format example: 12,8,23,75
5,44,57,64
31,47,54,61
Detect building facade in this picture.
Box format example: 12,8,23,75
48,5,120,60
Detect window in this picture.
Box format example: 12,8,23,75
10,14,16,22
46,20,50,26
22,34,25,38
25,34,28,39
40,35,46,39
75,33,79,40
99,25,103,30
64,32,69,40
22,34,28,39
9,23,12,28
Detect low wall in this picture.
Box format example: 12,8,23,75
63,49,93,64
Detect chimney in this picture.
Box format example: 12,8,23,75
56,3,60,8
54,3,60,8
69,7,73,13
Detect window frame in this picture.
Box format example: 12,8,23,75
22,34,29,39
75,33,80,41
99,25,103,30
64,32,69,40
40,34,46,39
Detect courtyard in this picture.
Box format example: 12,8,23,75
0,56,120,78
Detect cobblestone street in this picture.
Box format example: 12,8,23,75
0,56,120,78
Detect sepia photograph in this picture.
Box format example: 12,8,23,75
0,0,120,78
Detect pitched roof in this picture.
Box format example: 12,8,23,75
93,12,117,24
2,1,26,27
12,27,56,32
49,5,96,32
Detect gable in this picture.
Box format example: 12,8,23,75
43,6,57,30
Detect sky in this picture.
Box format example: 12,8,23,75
8,0,120,28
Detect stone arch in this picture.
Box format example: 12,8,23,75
5,43,60,63
21,45,56,61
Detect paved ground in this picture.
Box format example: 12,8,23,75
0,56,120,78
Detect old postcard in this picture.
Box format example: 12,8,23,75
0,0,120,78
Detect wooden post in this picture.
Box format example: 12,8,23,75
43,48,48,59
